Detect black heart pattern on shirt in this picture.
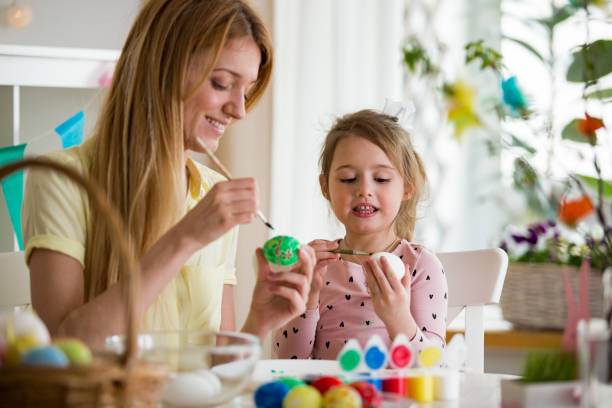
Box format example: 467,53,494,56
345,294,351,300
444,292,447,299
360,302,365,307
365,320,370,326
326,281,330,285
327,305,333,310
300,313,306,319
419,336,423,342
291,355,297,359
432,313,437,319
422,326,427,331
429,294,434,299
426,275,430,280
325,341,330,349
412,269,417,277
283,330,288,338
349,276,353,282
293,327,299,334
340,321,344,327
399,255,403,259
276,342,279,347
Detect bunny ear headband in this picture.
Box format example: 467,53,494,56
382,98,416,131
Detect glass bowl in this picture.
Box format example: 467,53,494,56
105,330,260,407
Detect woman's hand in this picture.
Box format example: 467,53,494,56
177,178,258,250
363,257,417,340
242,245,316,339
306,239,339,309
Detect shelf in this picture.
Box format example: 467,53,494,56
0,44,120,88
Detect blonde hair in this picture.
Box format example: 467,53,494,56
319,109,427,240
84,0,273,300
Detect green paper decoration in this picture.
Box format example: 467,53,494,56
0,143,26,250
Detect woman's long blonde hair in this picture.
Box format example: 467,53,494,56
319,110,427,241
84,0,273,300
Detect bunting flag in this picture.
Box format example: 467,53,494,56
0,110,85,250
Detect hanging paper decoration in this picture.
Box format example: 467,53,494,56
55,110,84,148
0,144,27,250
0,110,86,249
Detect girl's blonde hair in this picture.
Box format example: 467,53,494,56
84,0,273,300
319,109,427,240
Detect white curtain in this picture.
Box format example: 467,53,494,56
271,0,405,244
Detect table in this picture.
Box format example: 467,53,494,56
223,359,518,408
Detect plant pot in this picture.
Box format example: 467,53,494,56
500,262,604,330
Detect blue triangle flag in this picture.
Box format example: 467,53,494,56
55,110,84,148
0,143,27,250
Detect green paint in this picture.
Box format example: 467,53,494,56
278,377,305,389
339,349,361,371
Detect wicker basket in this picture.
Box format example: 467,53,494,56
500,262,604,330
0,158,168,407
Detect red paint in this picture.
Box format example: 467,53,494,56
390,344,412,368
382,377,406,395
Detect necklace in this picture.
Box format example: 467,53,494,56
340,236,400,256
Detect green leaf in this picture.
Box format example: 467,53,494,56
509,135,537,154
576,174,612,198
562,118,596,144
585,88,612,101
537,5,576,30
567,39,612,83
503,36,546,63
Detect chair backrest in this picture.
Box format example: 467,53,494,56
0,251,30,310
437,248,508,373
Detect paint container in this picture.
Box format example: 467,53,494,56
363,334,388,370
337,338,363,372
388,333,413,369
405,375,434,402
382,376,406,395
433,370,460,400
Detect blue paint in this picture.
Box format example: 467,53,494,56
365,346,386,370
254,381,290,408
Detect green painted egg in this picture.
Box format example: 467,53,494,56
54,338,92,365
263,235,301,266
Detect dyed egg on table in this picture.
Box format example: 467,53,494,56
263,235,301,273
282,384,321,408
21,345,69,367
162,370,222,406
3,334,40,366
349,381,383,408
254,381,290,408
370,252,405,280
322,385,362,408
310,375,343,395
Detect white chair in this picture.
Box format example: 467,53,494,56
438,248,508,373
0,251,30,310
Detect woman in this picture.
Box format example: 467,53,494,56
22,0,315,348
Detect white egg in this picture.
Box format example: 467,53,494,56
163,371,222,406
370,252,405,280
0,311,50,345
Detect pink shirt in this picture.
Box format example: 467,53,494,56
273,240,448,364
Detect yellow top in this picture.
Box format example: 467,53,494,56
21,138,238,333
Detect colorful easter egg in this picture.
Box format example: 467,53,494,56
263,236,301,272
4,334,40,366
310,375,344,395
322,385,362,408
277,377,305,389
349,381,382,408
21,346,69,367
370,252,405,280
53,338,92,365
254,381,290,408
282,385,322,408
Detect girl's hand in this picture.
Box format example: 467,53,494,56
178,178,258,249
363,257,417,340
306,239,340,309
243,245,316,338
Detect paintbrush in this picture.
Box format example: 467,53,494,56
195,138,275,230
331,248,374,256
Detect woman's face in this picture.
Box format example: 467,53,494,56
183,36,261,153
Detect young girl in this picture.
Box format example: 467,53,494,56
274,109,447,361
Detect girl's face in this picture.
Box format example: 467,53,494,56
183,36,261,153
323,135,411,237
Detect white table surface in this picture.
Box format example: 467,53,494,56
222,359,518,408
